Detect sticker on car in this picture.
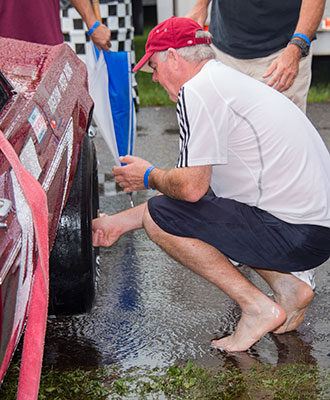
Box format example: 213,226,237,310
28,106,47,143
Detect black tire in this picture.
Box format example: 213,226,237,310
49,134,99,315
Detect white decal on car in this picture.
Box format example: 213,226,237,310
48,86,62,115
47,62,72,115
42,117,74,216
58,72,68,93
20,136,42,182
63,62,73,81
5,119,73,335
10,170,34,340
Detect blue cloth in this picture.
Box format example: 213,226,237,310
95,47,135,158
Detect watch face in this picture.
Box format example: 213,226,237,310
290,39,309,57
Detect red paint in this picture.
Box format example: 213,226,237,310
0,36,93,393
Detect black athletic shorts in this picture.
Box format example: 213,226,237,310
147,194,330,272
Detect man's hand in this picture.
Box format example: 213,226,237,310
113,155,153,192
113,155,211,202
265,0,326,93
92,214,121,247
92,203,147,247
90,22,111,51
70,0,111,51
262,45,301,92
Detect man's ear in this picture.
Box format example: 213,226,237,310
167,48,180,68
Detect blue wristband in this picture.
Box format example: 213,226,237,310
87,20,101,37
144,165,156,190
291,33,311,46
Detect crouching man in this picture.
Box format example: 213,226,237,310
93,17,330,352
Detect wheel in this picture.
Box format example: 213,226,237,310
49,134,99,315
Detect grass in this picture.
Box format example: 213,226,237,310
307,83,330,102
309,55,330,102
1,360,329,399
0,364,110,400
133,29,330,106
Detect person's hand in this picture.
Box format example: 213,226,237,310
262,45,301,92
90,23,111,51
92,214,121,247
113,155,154,192
93,203,147,247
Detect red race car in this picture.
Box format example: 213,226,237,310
0,37,99,383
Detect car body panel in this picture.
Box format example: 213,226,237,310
0,37,93,382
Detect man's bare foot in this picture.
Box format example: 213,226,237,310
253,269,315,334
272,276,314,334
211,298,286,352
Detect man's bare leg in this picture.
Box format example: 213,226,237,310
254,269,314,334
143,208,286,352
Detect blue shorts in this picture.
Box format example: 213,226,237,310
147,194,330,273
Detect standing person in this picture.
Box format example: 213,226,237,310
186,0,326,113
0,0,111,50
92,17,330,352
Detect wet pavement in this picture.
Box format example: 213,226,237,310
44,103,330,372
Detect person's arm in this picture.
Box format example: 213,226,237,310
113,155,212,203
263,0,325,92
148,165,211,202
93,155,211,247
185,0,212,28
92,203,146,247
70,0,111,50
293,0,326,39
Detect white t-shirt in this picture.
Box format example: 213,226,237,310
176,59,330,228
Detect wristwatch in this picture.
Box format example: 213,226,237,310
289,38,310,57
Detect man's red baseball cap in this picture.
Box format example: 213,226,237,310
133,17,211,73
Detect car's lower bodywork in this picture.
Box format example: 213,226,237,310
0,37,95,382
